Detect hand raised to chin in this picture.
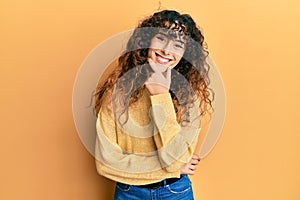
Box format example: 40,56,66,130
145,58,171,95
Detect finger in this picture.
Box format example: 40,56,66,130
192,156,200,162
190,159,199,165
192,154,201,161
189,169,195,175
162,66,171,79
189,164,196,170
145,73,168,86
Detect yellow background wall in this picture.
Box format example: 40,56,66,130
1,0,299,199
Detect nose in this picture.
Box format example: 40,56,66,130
161,41,172,55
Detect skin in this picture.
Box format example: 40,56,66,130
180,154,201,175
145,32,201,175
145,31,185,95
148,31,185,69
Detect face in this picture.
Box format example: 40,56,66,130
148,30,186,69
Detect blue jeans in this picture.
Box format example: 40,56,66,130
114,175,194,200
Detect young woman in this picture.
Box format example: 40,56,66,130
94,10,213,200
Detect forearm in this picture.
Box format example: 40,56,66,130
150,93,201,172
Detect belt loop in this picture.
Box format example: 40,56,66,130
163,179,167,186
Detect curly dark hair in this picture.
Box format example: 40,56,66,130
94,10,214,125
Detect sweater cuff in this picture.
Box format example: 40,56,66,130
150,93,173,107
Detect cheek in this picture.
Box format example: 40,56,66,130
148,49,154,57
149,38,161,49
170,56,182,68
172,48,185,60
174,55,183,63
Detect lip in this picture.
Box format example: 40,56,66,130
154,52,173,65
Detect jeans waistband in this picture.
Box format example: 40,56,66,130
136,175,184,189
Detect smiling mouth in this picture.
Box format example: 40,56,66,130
155,52,172,65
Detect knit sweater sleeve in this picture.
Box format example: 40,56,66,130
95,91,201,183
150,93,201,172
95,100,164,178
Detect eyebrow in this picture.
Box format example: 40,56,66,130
157,32,185,45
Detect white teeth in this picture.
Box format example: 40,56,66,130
156,54,170,64
157,56,169,63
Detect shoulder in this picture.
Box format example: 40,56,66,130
97,89,113,116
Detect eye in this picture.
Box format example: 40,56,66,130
156,36,165,41
174,42,185,49
174,44,184,49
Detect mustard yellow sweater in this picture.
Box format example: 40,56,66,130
95,88,201,185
